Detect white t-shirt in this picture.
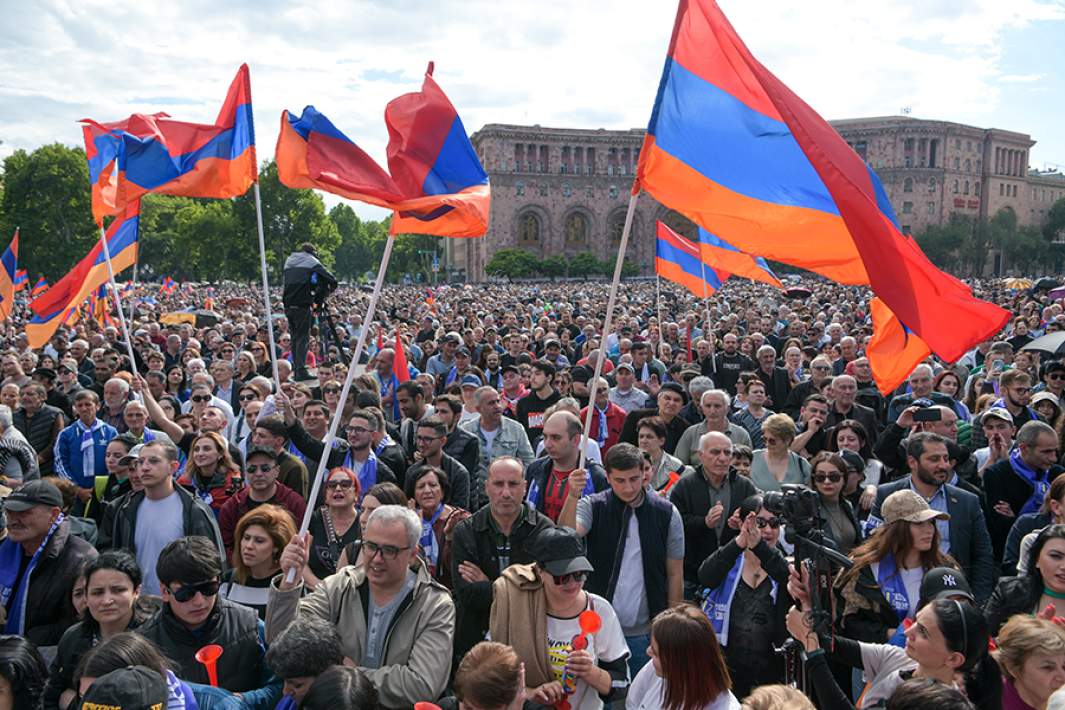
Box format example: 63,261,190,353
135,492,186,595
870,562,924,618
547,593,629,710
626,663,740,710
480,426,500,455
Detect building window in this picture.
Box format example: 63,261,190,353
928,201,936,215
954,157,960,169
1013,185,1019,197
964,159,971,172
929,177,937,192
905,156,913,168
516,181,525,196
974,181,980,195
518,212,541,245
609,213,626,244
954,180,959,194
1000,184,1005,196
964,181,969,195
854,141,868,160
562,183,572,198
902,225,911,235
955,139,961,149
609,185,619,199
538,183,548,197
967,140,972,151
904,178,914,193
905,138,915,151
902,201,913,214
976,159,982,172
565,212,588,246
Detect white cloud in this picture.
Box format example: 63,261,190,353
1,0,1062,220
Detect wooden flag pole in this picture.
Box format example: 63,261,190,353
253,182,283,397
97,224,139,380
698,260,717,376
578,191,640,471
655,275,664,361
287,232,397,583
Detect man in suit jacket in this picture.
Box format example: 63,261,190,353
864,431,994,602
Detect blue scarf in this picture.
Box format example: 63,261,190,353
419,503,445,569
595,406,609,446
287,440,307,465
1010,448,1051,516
876,552,911,624
700,553,778,647
378,373,401,421
0,513,64,634
345,448,377,503
526,470,594,507
991,398,1038,423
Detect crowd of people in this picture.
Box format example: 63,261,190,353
3,262,1065,710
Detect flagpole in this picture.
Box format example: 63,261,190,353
288,231,397,582
253,182,283,396
578,192,639,471
97,224,139,379
655,275,664,361
128,256,139,324
698,260,717,375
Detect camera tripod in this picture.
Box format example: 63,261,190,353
313,302,351,366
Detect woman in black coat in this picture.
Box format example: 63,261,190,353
810,452,863,556
984,523,1065,636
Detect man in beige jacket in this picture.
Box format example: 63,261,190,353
267,505,455,709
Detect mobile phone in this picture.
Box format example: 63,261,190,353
913,408,942,422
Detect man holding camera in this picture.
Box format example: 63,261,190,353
282,243,337,382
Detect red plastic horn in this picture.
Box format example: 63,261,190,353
195,644,224,687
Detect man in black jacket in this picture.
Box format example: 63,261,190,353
449,457,553,664
669,431,756,598
282,243,337,382
524,411,608,523
0,480,97,645
433,394,480,481
404,416,470,510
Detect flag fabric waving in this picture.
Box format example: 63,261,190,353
697,228,782,288
276,63,490,237
655,221,727,297
26,201,140,348
866,297,932,394
0,230,18,321
13,270,27,293
82,65,256,223
393,332,411,384
30,277,49,298
636,0,1009,363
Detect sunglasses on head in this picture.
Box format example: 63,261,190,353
756,517,781,529
170,579,220,602
813,473,843,484
551,571,587,586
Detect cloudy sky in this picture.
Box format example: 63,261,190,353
2,0,1063,220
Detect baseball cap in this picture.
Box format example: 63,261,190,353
919,567,975,604
119,443,145,467
57,362,76,374
838,450,865,475
3,480,63,512
33,367,57,381
245,445,279,463
658,381,687,401
532,527,593,577
1032,391,1060,409
441,332,461,344
912,397,935,408
881,489,950,525
460,374,482,389
501,364,520,376
569,366,592,384
456,346,471,357
80,665,168,710
615,362,635,373
983,406,1015,425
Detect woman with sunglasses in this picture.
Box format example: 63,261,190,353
304,468,363,589
489,526,630,710
696,494,791,698
406,466,470,588
835,490,955,644
43,551,158,710
220,505,296,619
810,452,863,556
321,379,343,416
177,431,243,516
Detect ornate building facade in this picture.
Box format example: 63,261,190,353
449,119,1064,282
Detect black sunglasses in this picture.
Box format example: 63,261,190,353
324,387,340,394
813,473,843,484
326,479,355,490
239,393,257,401
551,571,587,585
756,517,781,529
191,395,212,403
170,579,220,602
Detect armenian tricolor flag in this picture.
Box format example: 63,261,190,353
655,221,726,297
0,230,18,321
26,201,140,348
13,270,27,293
636,0,1008,376
276,63,489,237
697,228,781,288
160,276,176,295
82,65,256,223
30,277,49,298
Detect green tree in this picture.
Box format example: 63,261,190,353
485,249,537,279
539,255,568,279
1046,198,1065,243
915,217,970,271
331,204,372,281
1002,225,1048,274
568,253,603,277
0,144,99,279
621,258,639,278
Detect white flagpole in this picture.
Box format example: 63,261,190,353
698,260,716,375
288,232,397,582
97,224,139,379
578,192,640,471
253,182,283,396
655,274,665,362
127,257,139,324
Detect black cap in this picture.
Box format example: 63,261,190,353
531,527,593,576
245,445,279,463
3,480,63,512
501,364,520,376
920,567,975,604
570,365,593,384
78,665,168,710
32,367,57,381
456,346,471,357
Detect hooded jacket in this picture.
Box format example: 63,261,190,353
488,563,553,688
282,251,337,309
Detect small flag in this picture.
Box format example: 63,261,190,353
394,332,411,384
30,277,49,297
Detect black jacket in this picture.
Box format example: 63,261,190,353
444,427,480,486
281,250,336,309
108,484,225,565
3,518,97,647
983,457,1065,563
619,409,690,455
286,420,397,494
669,467,758,583
449,503,553,660
404,453,471,511
834,564,902,644
1003,512,1051,576
984,575,1040,637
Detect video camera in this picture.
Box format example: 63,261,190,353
763,483,822,541
310,273,338,308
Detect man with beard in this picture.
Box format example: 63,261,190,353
782,356,833,420
515,361,561,449
866,432,993,601
403,416,470,510
712,333,754,396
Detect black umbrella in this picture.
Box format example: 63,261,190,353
1021,332,1065,355
1034,277,1062,291
784,286,812,299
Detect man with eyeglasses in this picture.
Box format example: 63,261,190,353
404,416,470,510
269,505,455,708
251,415,309,501
218,445,306,559
139,536,278,700
108,439,224,595
669,431,756,599
865,432,994,602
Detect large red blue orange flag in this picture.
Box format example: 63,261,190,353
0,230,18,322
27,201,140,348
655,221,727,297
276,63,489,237
867,297,932,394
82,65,256,223
636,0,1009,363
13,270,27,293
697,228,781,288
